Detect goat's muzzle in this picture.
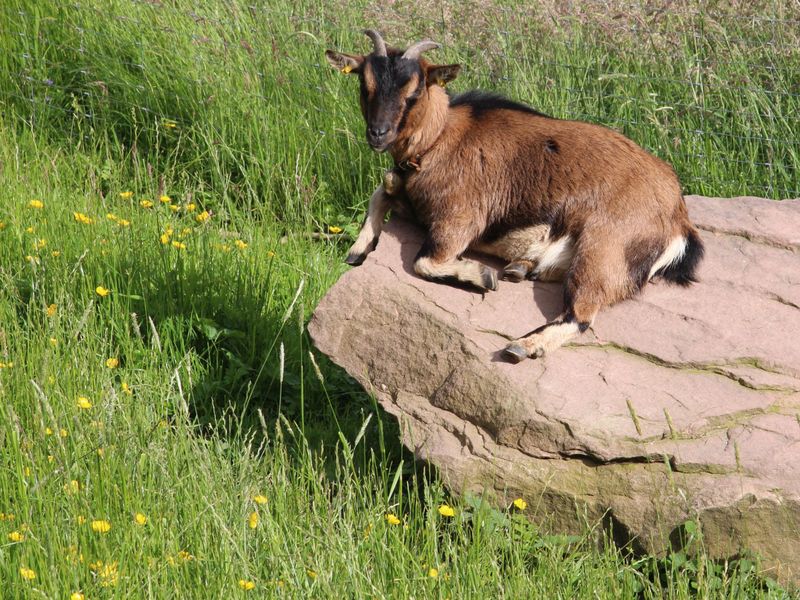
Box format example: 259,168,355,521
366,125,393,151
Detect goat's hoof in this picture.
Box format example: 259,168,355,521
481,268,498,291
502,344,528,363
502,263,530,282
345,252,367,266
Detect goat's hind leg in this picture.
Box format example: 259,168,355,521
503,313,590,362
503,245,631,362
502,260,535,282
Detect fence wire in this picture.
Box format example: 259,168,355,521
3,1,799,199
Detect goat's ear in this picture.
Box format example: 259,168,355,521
425,63,461,87
325,50,363,74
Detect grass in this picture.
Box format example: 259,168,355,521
0,0,797,597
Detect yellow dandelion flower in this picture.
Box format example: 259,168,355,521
121,382,133,396
45,427,53,436
106,212,119,222
177,550,193,562
90,560,119,587
118,219,131,227
25,254,39,264
169,204,180,213
171,240,186,250
306,569,317,579
328,226,342,234
73,212,94,225
185,203,196,212
134,512,147,526
96,447,105,457
428,567,439,578
253,494,268,505
49,337,57,346
248,511,259,529
235,239,248,250
65,479,80,494
238,579,256,591
95,286,110,297
47,454,54,462
160,194,171,203
140,199,154,208
159,233,171,245
19,567,36,581
105,357,119,369
34,238,47,249
513,498,527,510
437,504,455,518
8,530,24,542
163,120,177,129
119,191,134,200
29,199,44,209
0,361,13,369
385,513,401,526
71,592,85,600
0,221,5,229
76,515,86,524
26,226,35,233
60,428,68,438
195,210,210,223
267,250,275,258
91,519,111,533
65,546,84,565
77,396,92,410
51,250,61,257
46,303,57,317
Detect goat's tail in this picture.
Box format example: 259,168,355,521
656,226,705,287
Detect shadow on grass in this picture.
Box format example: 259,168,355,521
110,244,429,486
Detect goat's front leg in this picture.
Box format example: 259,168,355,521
414,227,498,291
345,184,392,266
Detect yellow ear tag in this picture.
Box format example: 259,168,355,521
437,79,446,88
341,64,353,74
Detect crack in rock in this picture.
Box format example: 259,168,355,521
585,342,800,393
696,223,799,253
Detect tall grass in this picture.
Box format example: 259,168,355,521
0,0,797,596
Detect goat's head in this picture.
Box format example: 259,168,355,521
326,30,460,152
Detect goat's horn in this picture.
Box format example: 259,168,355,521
363,29,387,57
402,40,440,60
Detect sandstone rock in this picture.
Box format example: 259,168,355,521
309,195,800,585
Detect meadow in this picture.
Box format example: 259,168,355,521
0,0,798,597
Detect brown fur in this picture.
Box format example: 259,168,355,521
328,35,704,360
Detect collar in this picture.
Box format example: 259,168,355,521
396,153,423,172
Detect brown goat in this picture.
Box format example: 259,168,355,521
326,31,704,362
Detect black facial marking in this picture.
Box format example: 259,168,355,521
545,139,559,153
359,52,424,143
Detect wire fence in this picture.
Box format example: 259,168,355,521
4,1,799,199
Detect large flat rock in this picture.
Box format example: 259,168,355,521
309,195,800,585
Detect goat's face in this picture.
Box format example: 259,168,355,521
358,55,423,151
326,31,460,152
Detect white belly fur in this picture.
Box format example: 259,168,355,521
471,225,574,280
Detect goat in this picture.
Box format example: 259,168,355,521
325,30,704,362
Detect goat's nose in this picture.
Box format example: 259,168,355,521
368,125,389,139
